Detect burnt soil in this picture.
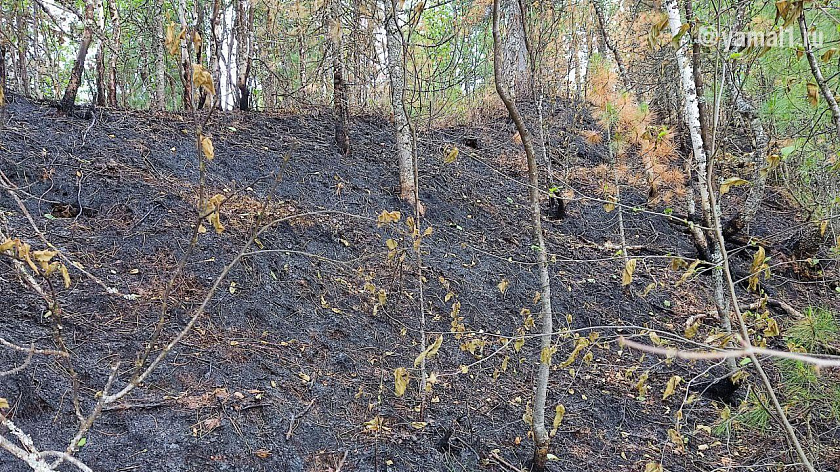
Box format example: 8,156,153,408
1,95,839,472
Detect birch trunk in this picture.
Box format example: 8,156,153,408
106,0,120,107
492,0,553,468
155,0,166,110
663,0,733,371
384,0,418,207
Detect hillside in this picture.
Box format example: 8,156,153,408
1,95,838,472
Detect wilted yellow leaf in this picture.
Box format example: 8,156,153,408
763,317,780,337
443,146,459,164
201,135,215,161
720,177,749,195
636,371,650,396
497,278,510,294
377,210,401,226
668,428,685,454
414,335,443,367
551,404,566,435
621,258,637,286
394,367,409,397
559,338,589,368
663,375,683,400
192,63,216,95
684,321,700,339
644,462,663,472
806,82,819,107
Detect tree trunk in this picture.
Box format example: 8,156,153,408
1,42,7,99
592,0,629,90
177,0,193,110
155,0,167,110
60,0,96,113
95,46,106,106
725,84,769,235
384,0,418,207
492,0,553,469
15,12,29,97
106,0,121,107
663,0,734,370
331,0,350,156
798,11,840,139
210,0,223,109
235,0,253,111
503,0,529,99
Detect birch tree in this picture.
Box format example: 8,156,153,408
106,0,121,107
155,0,166,109
383,0,419,209
492,0,554,468
665,1,815,469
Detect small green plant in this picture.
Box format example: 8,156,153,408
776,307,840,423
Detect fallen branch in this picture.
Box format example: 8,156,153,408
620,337,840,369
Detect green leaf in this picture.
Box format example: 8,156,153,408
77,437,87,448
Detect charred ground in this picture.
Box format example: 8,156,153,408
0,95,838,471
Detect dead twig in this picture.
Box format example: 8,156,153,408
285,398,316,441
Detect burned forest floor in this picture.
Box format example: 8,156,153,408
1,95,839,472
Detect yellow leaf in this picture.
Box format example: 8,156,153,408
192,63,216,95
165,22,180,56
0,87,5,107
201,135,215,161
677,259,701,286
443,146,459,164
559,338,589,368
540,346,557,365
410,421,427,429
377,210,401,226
385,239,398,250
394,367,409,397
649,331,664,346
719,177,749,195
603,195,616,212
684,321,700,339
497,278,510,294
297,372,310,383
60,264,71,288
204,194,226,233
0,238,16,252
254,449,271,458
644,462,663,472
820,220,828,236
636,371,650,396
31,250,57,271
522,403,533,425
663,375,683,400
513,337,525,352
763,317,780,337
621,258,637,286
414,335,443,367
807,82,819,107
668,428,685,453
0,398,8,408
550,404,566,435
